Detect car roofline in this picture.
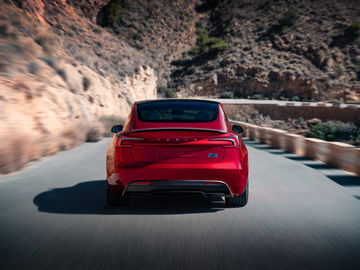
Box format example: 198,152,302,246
134,99,221,105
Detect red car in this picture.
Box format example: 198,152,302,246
106,99,249,207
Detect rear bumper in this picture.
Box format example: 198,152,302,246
107,163,248,196
124,180,232,197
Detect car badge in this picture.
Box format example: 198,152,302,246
208,153,218,158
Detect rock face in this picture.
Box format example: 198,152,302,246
94,0,359,101
67,0,111,23
168,0,359,102
93,0,200,87
0,1,157,173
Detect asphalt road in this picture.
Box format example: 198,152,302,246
0,138,360,270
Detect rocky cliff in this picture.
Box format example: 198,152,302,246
0,0,157,173
93,0,201,86
96,0,359,102
171,0,360,102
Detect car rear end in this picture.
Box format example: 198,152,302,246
106,100,248,206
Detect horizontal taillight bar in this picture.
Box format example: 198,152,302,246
117,137,144,148
209,137,239,148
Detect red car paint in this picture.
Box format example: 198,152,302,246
106,99,248,200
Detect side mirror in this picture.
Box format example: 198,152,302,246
111,125,123,133
232,125,244,134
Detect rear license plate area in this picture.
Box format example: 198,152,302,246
158,149,198,159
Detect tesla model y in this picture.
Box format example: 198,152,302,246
106,99,249,207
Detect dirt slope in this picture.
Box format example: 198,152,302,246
0,0,157,173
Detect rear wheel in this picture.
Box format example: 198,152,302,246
107,184,129,206
225,182,248,207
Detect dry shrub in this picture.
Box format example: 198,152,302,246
82,76,91,91
26,138,43,161
0,121,103,174
98,115,125,137
61,121,104,145
0,135,30,174
34,32,58,54
0,49,13,72
61,124,86,148
0,128,61,174
0,23,10,37
85,122,104,142
0,37,39,60
16,38,40,57
1,7,36,35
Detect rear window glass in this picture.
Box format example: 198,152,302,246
137,101,219,122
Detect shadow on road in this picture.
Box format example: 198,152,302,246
244,139,360,187
33,180,225,215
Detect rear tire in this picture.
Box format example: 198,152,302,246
226,182,248,207
107,184,129,206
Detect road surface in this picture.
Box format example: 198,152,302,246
0,138,360,270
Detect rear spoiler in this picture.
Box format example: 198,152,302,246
124,128,227,134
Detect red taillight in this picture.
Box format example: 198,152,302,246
209,137,239,148
116,137,144,148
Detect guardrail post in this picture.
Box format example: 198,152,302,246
285,134,305,156
328,142,358,173
304,138,330,163
268,129,287,149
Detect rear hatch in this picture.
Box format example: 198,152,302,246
119,131,233,163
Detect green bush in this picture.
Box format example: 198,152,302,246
290,96,300,101
157,86,176,98
218,91,234,99
278,10,300,27
192,30,229,56
250,94,266,100
343,23,360,40
106,0,127,28
260,0,273,10
308,121,359,142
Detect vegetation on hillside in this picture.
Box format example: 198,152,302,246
343,22,360,40
191,30,229,56
308,121,360,145
278,9,300,28
105,0,128,28
157,82,177,98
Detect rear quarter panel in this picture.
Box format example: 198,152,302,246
106,135,117,178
